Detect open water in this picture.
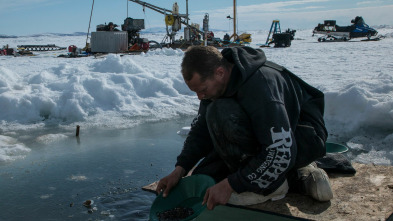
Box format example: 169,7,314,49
0,117,192,221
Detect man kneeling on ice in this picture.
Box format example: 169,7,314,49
156,46,333,210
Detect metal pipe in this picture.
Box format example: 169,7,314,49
76,125,80,137
186,0,189,26
129,0,172,14
233,0,236,39
86,0,95,46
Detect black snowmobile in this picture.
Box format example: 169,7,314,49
313,16,378,41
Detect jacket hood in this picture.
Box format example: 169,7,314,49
221,46,267,95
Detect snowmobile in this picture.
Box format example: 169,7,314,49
313,16,378,42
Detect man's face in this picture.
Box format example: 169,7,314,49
185,68,226,100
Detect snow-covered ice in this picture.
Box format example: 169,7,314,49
1,28,393,165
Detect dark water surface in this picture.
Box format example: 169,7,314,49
0,118,192,221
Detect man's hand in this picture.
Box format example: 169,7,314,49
202,178,233,210
156,166,186,197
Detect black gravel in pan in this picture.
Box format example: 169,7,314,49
157,207,195,221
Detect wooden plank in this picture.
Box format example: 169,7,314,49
142,181,158,194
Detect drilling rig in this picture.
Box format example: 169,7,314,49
129,0,208,48
89,0,250,53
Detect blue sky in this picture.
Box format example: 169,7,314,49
1,0,393,35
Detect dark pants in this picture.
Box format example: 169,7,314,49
192,99,259,182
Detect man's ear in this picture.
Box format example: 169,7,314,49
215,66,225,78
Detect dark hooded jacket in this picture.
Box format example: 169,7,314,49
176,46,327,195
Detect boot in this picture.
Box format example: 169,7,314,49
297,162,333,202
228,179,288,206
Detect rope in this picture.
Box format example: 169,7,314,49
86,0,95,46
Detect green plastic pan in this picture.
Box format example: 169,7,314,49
326,142,349,153
150,174,216,221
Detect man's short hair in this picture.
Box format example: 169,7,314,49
181,46,228,82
